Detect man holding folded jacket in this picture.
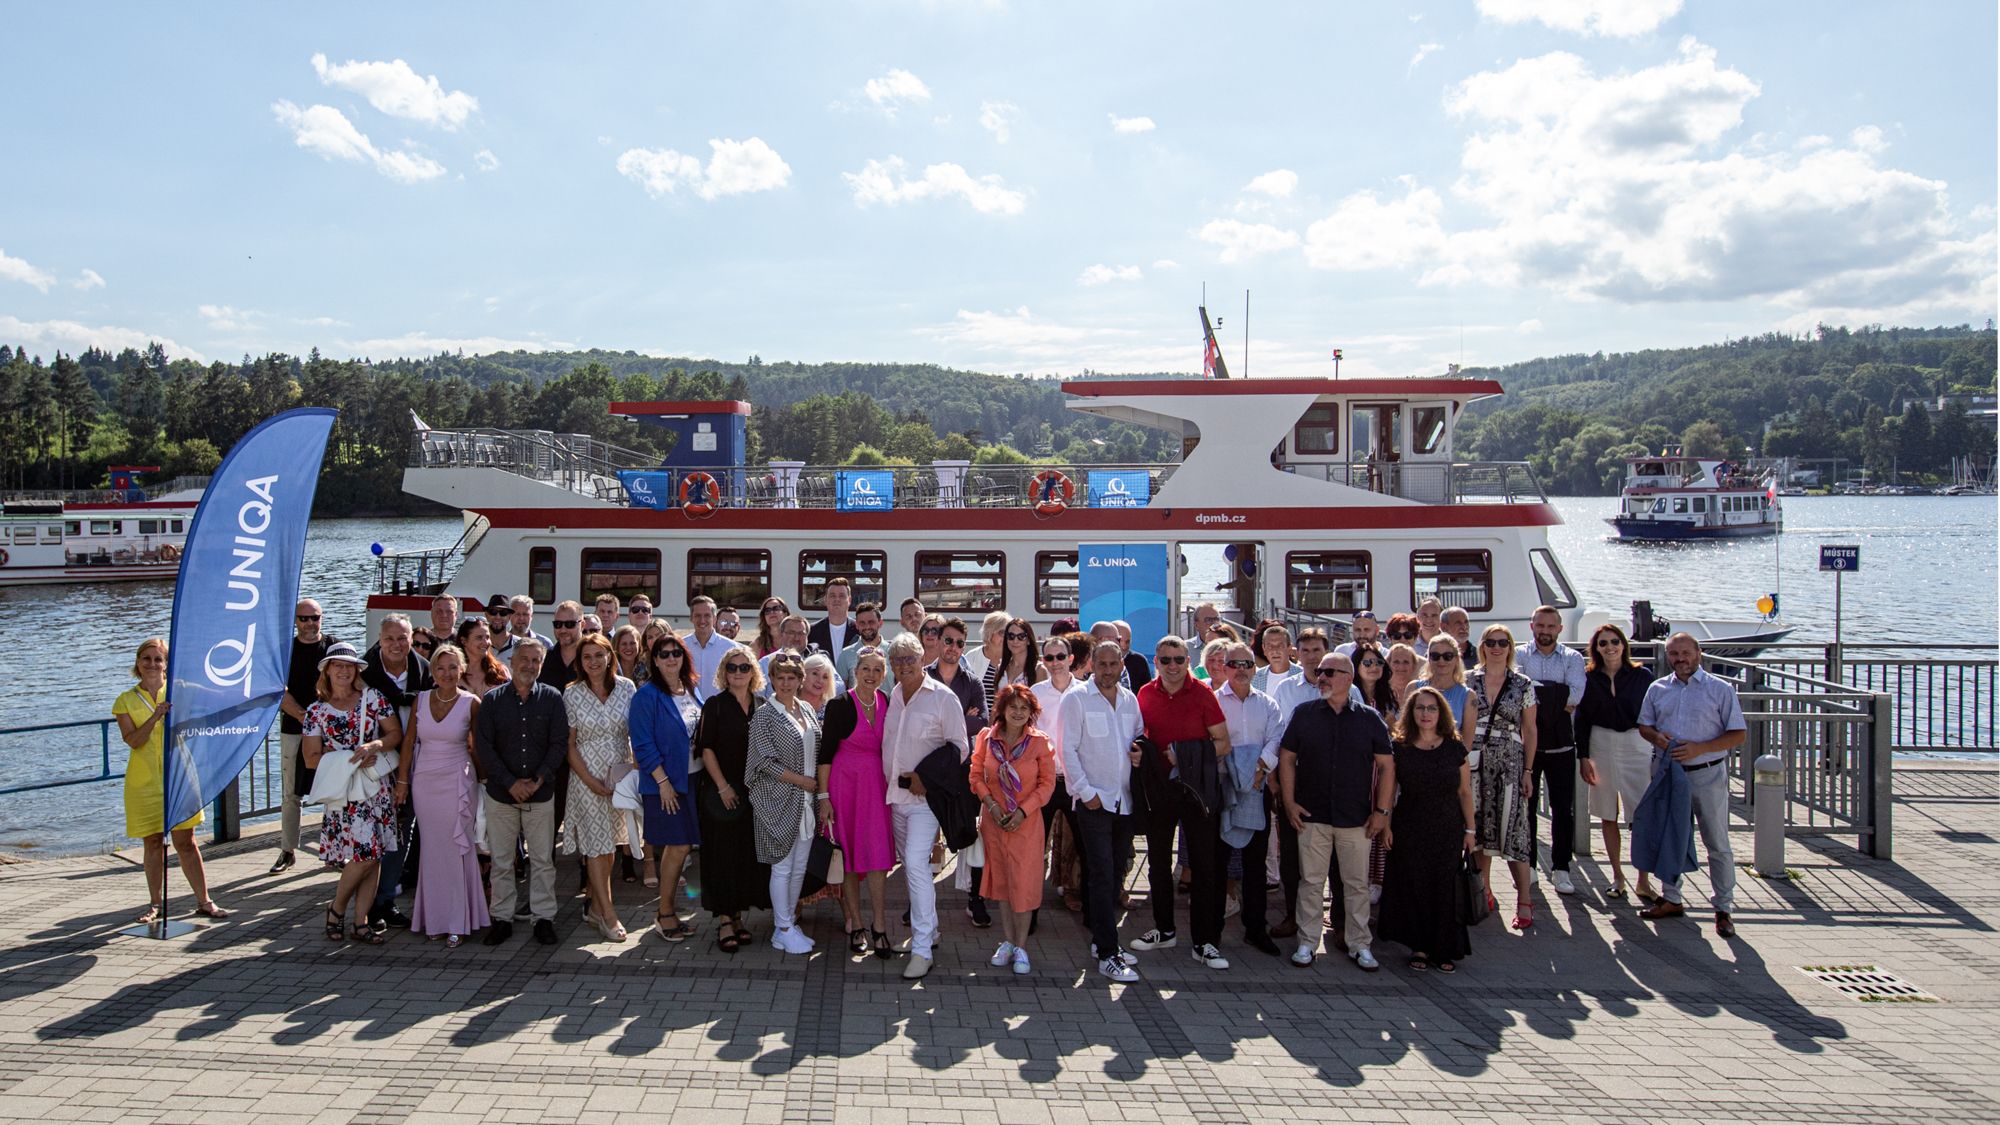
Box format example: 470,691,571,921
1131,634,1234,971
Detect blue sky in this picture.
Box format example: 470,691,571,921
2,1,1994,379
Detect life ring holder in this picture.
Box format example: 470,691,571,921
1029,469,1074,517
678,471,720,519
0,547,8,566
157,543,180,562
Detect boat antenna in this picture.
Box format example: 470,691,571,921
1243,289,1250,379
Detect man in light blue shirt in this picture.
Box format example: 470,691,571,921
1636,632,1747,937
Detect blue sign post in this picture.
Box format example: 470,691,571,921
1078,543,1171,670
1820,544,1860,673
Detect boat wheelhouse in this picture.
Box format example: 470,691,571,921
1608,450,1781,541
0,468,205,588
366,376,1585,638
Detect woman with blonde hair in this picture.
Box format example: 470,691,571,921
115,638,226,924
1410,634,1476,732
748,652,824,955
612,624,646,681
398,643,487,947
1467,624,1538,930
695,643,771,950
564,632,638,941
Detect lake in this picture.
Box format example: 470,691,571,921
1,495,1992,854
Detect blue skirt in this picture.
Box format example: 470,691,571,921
644,792,702,847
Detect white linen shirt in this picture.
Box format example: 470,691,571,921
1030,677,1086,777
882,674,970,807
1215,680,1287,770
1058,683,1143,814
685,630,738,701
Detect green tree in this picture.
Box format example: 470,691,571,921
1679,420,1735,459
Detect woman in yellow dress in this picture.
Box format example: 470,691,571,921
114,637,227,924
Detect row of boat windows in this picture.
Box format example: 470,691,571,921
4,518,185,545
524,546,1575,619
1628,496,1773,515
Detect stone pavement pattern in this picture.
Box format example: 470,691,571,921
1,765,1997,1125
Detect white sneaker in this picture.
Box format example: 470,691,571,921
1351,946,1379,972
1291,943,1315,967
1222,896,1241,919
1092,943,1140,967
1191,942,1230,970
773,926,814,955
1554,871,1577,895
1129,929,1177,950
902,954,932,979
989,941,1016,967
1098,956,1140,982
1011,948,1031,975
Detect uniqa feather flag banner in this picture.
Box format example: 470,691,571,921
163,408,337,830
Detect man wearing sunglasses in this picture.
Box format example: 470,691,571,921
1132,635,1234,970
271,596,336,874
926,616,992,927
484,595,519,660
1214,642,1285,956
882,632,972,979
1278,654,1394,970
539,600,585,691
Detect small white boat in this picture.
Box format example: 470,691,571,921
0,468,205,588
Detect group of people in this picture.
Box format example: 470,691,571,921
117,582,1747,977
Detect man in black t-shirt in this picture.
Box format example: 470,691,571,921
272,597,334,874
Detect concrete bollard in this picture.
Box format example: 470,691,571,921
1753,752,1786,876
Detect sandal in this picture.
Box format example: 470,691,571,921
1512,900,1534,931
1605,882,1629,900
717,930,742,953
194,900,230,920
325,907,346,942
871,929,893,959
136,903,164,925
655,916,691,942
1407,955,1431,972
734,923,752,945
349,921,386,945
849,928,869,954
445,934,463,950
1436,960,1456,974
1635,886,1662,905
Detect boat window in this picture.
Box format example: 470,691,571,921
1692,498,1706,513
1411,406,1448,455
1285,551,1371,613
91,520,115,535
10,526,33,545
1671,498,1687,514
1292,402,1339,455
799,551,887,610
43,524,62,543
1034,551,1079,614
170,519,184,533
64,521,81,537
580,547,661,606
687,549,770,610
528,547,557,605
139,519,161,535
915,551,1006,611
1410,550,1492,613
1528,549,1578,609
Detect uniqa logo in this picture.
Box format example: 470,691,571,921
207,473,280,697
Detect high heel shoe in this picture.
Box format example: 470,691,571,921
1512,899,1535,930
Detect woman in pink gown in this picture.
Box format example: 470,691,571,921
399,644,490,947
816,649,896,957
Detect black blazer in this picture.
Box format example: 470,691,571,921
1123,651,1153,690
807,618,851,659
361,645,434,712
915,743,980,850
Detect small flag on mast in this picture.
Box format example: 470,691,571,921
1199,306,1230,379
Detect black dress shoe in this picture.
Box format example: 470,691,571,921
967,897,992,929
379,907,411,929
483,921,514,946
1246,931,1281,956
533,919,558,945
268,851,296,874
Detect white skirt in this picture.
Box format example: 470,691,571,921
1586,726,1652,825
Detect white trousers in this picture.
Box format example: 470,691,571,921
893,803,941,959
769,833,814,931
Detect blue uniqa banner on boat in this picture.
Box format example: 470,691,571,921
1088,470,1150,509
163,408,337,831
1078,543,1171,666
619,471,673,510
836,470,894,512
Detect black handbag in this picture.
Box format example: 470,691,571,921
1456,853,1491,926
696,778,744,823
800,829,842,897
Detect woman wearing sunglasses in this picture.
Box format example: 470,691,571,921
748,653,825,956
1576,624,1658,903
1467,625,1538,931
694,644,773,951
1375,685,1474,973
632,633,703,938
752,598,791,659
1409,634,1476,733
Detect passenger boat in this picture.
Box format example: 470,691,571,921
365,375,1597,639
1608,449,1781,541
0,467,204,588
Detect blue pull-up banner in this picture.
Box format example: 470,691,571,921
837,470,893,512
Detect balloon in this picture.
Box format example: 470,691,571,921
371,542,385,556
1241,559,1257,578
1222,545,1238,562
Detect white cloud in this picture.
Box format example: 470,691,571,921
1109,114,1156,134
864,68,931,116
615,137,792,201
0,248,55,292
921,307,1190,373
1409,42,1443,72
72,268,105,292
0,315,206,363
844,156,1027,215
1293,38,1993,323
1475,0,1681,37
1196,219,1299,262
1243,169,1298,198
979,100,1019,143
1078,264,1142,286
272,100,445,182
1152,259,1181,270
198,304,256,331
474,148,500,172
1517,318,1545,333
310,52,478,129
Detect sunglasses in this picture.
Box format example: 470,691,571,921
655,648,685,659
1595,639,1624,648
1004,630,1030,640
921,626,942,638
1482,638,1511,649
940,637,966,648
1156,654,1188,665
1224,659,1256,669
1359,658,1384,668
1386,630,1416,640
762,606,785,615
1315,667,1351,678
553,620,579,628
296,614,320,622
1043,651,1071,662
1429,652,1457,662
630,607,652,616
723,662,753,673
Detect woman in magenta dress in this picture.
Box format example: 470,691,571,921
398,644,489,948
816,648,896,958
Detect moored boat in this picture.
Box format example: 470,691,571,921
1608,448,1781,540
0,467,204,588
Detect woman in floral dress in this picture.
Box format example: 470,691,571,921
565,633,638,941
302,641,402,944
1466,625,1539,931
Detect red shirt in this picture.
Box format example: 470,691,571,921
1137,675,1226,748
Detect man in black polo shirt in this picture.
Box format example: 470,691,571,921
1279,652,1394,970
271,597,333,874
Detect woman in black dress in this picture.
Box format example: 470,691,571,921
695,644,772,952
1376,685,1476,972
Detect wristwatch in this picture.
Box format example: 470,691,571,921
1374,806,1392,816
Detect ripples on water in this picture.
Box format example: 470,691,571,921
0,498,1991,854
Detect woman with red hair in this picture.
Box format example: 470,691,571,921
969,682,1057,975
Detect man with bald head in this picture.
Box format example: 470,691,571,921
271,596,336,873
1636,632,1747,938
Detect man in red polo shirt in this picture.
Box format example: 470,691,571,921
1131,634,1235,970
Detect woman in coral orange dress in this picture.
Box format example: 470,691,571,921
969,683,1057,976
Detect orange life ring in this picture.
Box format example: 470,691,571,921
678,471,720,518
0,547,8,566
157,543,180,561
1029,470,1074,516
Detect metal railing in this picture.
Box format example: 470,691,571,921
1,475,211,505
1702,642,1997,756
0,718,288,846
1283,460,1549,504
374,516,487,596
409,427,651,497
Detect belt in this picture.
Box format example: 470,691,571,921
1681,757,1725,772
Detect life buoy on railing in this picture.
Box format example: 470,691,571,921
1029,469,1074,517
678,472,720,519
0,547,9,566
157,544,180,561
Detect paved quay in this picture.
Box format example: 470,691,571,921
2,764,1997,1125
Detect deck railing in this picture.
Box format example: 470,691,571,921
0,719,289,846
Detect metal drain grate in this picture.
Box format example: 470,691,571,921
1799,965,1938,1002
